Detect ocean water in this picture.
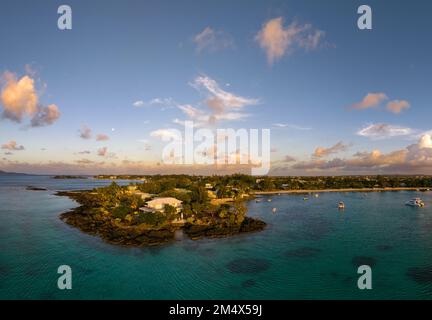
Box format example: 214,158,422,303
1,175,432,299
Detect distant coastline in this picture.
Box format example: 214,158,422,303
254,187,431,195
0,170,32,176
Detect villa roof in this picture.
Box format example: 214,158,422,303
146,197,182,206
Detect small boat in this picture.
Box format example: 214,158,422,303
267,199,272,202
256,199,261,203
272,208,277,214
303,197,309,201
314,194,319,198
338,201,345,209
405,198,425,207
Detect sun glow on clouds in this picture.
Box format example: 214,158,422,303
0,72,60,127
351,93,410,114
255,17,325,65
286,134,432,174
313,141,349,158
1,140,25,151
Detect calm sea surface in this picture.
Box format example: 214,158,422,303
1,175,432,299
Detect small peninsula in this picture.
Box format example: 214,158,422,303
57,175,266,246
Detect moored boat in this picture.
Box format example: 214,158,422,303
338,201,345,209
405,198,425,207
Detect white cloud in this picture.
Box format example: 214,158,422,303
386,100,410,114
150,129,181,140
255,17,325,65
273,123,312,130
96,134,109,141
1,140,25,151
193,27,234,53
171,75,258,128
351,94,410,114
79,125,92,139
30,104,60,127
193,75,258,109
290,134,432,174
0,72,60,126
97,147,108,157
357,123,413,139
313,141,349,158
1,72,38,121
133,98,174,108
351,92,388,110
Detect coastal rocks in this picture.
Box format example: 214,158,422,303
60,209,176,246
26,186,47,191
183,217,266,239
239,217,267,233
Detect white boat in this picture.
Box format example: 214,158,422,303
405,198,425,207
338,201,345,209
272,208,277,214
267,198,272,202
314,194,319,198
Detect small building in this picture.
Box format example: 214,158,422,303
146,197,183,212
127,185,138,192
205,183,213,189
139,206,157,213
207,190,217,199
132,191,152,200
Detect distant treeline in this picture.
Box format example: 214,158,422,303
93,174,432,192
53,175,88,179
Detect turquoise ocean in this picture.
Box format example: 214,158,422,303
1,175,432,299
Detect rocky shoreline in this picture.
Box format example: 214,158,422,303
56,190,266,247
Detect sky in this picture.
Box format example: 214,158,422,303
1,0,432,175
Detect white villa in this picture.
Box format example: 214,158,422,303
146,197,183,212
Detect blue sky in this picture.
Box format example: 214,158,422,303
1,0,432,175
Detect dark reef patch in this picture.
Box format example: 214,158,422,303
406,265,432,284
376,244,393,252
285,247,322,258
227,258,270,274
241,279,256,288
301,217,333,241
351,256,376,268
342,275,355,285
198,248,217,257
